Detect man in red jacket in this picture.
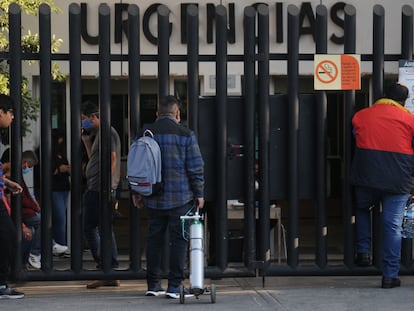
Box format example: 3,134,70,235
351,82,414,288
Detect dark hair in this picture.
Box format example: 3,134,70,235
81,100,99,117
157,95,181,116
0,94,14,113
22,150,38,166
385,82,409,103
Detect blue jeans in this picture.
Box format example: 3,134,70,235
146,202,192,289
24,212,41,256
52,191,69,246
22,227,33,264
83,190,119,268
354,186,409,278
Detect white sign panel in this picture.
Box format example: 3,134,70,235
399,60,414,114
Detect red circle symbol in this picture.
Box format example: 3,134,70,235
315,60,338,84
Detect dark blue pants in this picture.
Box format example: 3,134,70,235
146,202,191,288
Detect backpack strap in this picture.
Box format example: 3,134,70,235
143,129,154,138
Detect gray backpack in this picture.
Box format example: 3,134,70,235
127,129,163,196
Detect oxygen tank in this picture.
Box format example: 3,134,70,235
189,215,204,294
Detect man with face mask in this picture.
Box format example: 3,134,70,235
81,101,121,289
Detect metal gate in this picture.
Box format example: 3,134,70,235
3,2,414,281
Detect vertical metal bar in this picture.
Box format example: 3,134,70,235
401,5,413,60
257,4,270,267
371,4,385,271
287,4,300,268
343,4,356,268
127,3,142,272
158,5,170,99
69,3,83,273
98,3,112,273
157,4,170,275
243,6,256,268
401,5,413,268
315,4,328,268
372,5,384,102
8,3,23,277
187,4,199,134
39,3,53,272
215,5,228,271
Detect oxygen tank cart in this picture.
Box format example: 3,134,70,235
180,209,216,304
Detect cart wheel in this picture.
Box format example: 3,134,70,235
210,283,216,304
179,284,185,304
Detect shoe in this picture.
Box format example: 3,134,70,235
166,285,194,299
62,250,71,258
28,253,41,269
355,253,370,266
52,243,68,256
0,285,24,299
145,284,166,296
382,277,401,289
86,280,120,289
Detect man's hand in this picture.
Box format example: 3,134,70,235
23,226,32,241
132,194,144,208
4,177,22,195
196,197,205,209
59,164,71,174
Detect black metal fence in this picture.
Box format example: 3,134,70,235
4,2,414,282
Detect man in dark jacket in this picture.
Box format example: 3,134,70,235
142,95,204,299
351,82,414,288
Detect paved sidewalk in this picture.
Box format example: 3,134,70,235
2,275,414,311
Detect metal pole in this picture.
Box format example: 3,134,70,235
371,4,385,271
8,3,23,277
127,3,142,272
69,3,83,273
157,4,170,275
401,5,413,60
39,3,53,272
187,4,199,134
215,5,228,271
287,4,300,268
401,4,413,268
372,5,384,102
257,4,270,268
315,4,328,269
243,5,256,269
98,3,113,273
343,4,356,268
158,5,170,99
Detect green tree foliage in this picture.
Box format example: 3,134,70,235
0,0,63,137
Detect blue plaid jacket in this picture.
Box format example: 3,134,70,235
144,116,204,210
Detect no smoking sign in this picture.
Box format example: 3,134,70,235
314,54,361,90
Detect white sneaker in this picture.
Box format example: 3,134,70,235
28,253,41,269
166,285,194,299
52,243,68,256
